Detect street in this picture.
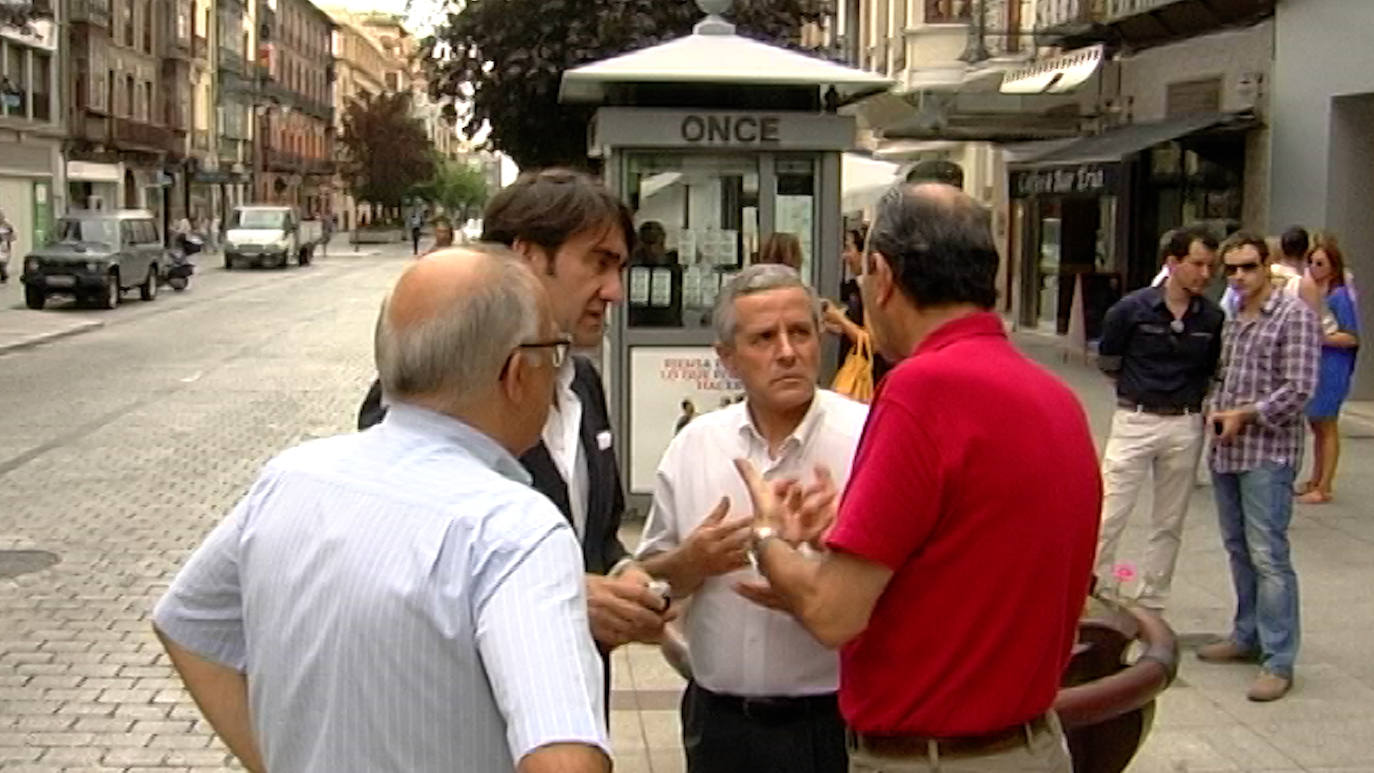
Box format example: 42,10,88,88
1,241,1374,771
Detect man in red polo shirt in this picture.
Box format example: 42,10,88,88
736,183,1100,771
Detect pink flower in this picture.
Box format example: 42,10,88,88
1111,563,1137,583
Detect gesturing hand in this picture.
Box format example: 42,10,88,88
734,461,838,548
586,568,671,649
683,497,753,577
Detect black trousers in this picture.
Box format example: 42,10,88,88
682,681,847,773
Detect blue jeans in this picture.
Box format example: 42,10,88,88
1212,463,1301,677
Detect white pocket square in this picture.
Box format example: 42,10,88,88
596,430,613,451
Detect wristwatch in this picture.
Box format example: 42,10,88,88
747,525,781,573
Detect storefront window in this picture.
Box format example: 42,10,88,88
774,156,816,280
625,154,760,329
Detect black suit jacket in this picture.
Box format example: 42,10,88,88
357,356,629,575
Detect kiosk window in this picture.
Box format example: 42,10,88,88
626,154,760,329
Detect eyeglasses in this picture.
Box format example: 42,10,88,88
518,335,572,368
1223,261,1262,276
499,334,572,380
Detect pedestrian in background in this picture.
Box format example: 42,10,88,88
431,216,455,253
1297,233,1360,504
1199,232,1319,702
823,225,892,396
409,208,425,255
1095,227,1224,611
637,265,868,773
737,183,1100,772
757,232,803,271
153,246,610,772
0,210,16,283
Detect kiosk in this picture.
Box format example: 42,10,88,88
559,0,891,512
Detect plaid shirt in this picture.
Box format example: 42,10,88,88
1208,289,1320,473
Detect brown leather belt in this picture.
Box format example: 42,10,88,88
850,713,1053,759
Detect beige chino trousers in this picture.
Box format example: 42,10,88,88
1094,408,1206,609
847,713,1072,772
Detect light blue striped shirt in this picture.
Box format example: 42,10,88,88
154,403,607,772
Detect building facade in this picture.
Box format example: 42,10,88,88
0,8,63,263
254,0,333,214
66,0,176,222
1270,0,1374,399
325,9,384,230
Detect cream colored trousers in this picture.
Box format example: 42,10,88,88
1095,408,1206,609
848,713,1072,772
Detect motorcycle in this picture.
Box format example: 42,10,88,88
164,233,201,291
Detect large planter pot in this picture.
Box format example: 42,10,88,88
655,593,1177,773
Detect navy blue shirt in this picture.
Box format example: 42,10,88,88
1098,285,1224,410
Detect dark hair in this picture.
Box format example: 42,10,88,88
1279,226,1310,259
1219,231,1271,262
845,224,868,251
905,160,965,188
1159,226,1219,262
1310,232,1347,288
869,184,998,309
757,232,803,270
481,167,636,256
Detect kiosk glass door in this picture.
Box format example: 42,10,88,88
624,153,761,330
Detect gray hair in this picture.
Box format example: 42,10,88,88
374,244,541,401
712,263,821,345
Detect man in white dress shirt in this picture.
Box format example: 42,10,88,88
636,264,869,773
153,247,609,773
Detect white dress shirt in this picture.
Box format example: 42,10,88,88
154,404,606,772
636,389,869,697
541,358,589,537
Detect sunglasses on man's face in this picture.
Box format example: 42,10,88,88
1223,261,1262,276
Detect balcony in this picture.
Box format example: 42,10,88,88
112,116,174,152
1039,0,1274,49
219,136,248,164
192,35,209,61
218,47,247,77
192,129,212,152
70,0,111,28
71,112,110,144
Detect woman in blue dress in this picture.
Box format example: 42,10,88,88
1298,235,1360,504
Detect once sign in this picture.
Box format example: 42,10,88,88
680,114,781,145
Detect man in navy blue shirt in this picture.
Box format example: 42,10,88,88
1095,226,1224,611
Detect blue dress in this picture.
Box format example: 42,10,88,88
1307,285,1360,419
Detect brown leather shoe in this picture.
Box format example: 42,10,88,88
1196,639,1258,663
1247,670,1292,702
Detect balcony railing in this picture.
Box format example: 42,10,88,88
71,112,110,144
69,0,111,27
925,0,973,23
192,35,209,60
1106,0,1174,19
219,136,248,163
1037,0,1105,29
218,48,247,76
112,117,174,152
192,129,211,151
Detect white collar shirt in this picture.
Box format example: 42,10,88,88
635,389,869,697
541,358,588,538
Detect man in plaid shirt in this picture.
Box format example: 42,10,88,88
1198,232,1320,702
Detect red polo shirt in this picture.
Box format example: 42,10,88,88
826,312,1100,737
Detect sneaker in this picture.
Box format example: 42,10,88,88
1247,670,1292,702
1196,639,1258,663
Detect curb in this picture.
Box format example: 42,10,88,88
0,321,104,355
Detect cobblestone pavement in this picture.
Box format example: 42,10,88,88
2,243,1374,772
0,244,405,771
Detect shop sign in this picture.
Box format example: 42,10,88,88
592,107,854,153
627,346,743,494
1012,164,1118,197
680,114,781,145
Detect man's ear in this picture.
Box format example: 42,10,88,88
869,251,898,306
715,342,739,380
498,351,526,402
511,238,553,274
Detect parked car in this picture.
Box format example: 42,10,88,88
222,205,323,269
20,210,167,310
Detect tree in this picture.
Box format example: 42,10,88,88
417,159,490,222
339,91,437,212
423,0,826,170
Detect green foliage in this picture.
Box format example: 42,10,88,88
339,91,437,210
415,159,491,221
423,0,826,170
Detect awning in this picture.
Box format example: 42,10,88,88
1000,45,1104,95
1012,112,1255,168
66,161,121,183
841,153,902,212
